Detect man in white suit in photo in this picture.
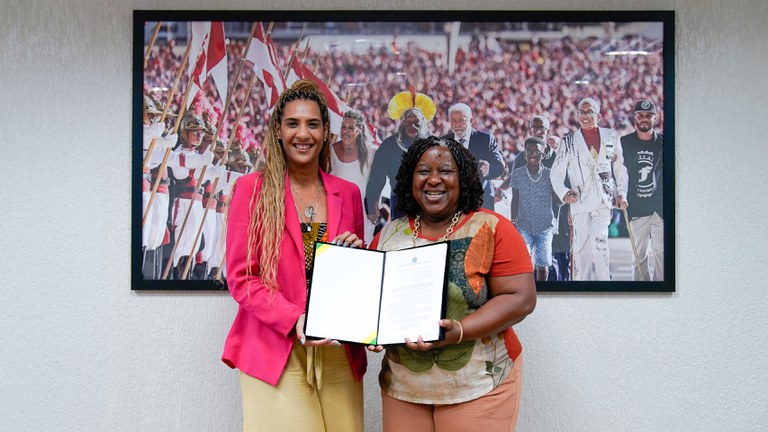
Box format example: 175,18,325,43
550,97,628,281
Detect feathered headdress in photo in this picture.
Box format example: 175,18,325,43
387,85,436,121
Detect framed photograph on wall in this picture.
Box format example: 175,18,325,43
132,10,675,291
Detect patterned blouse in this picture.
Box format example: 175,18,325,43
370,210,532,404
301,222,328,289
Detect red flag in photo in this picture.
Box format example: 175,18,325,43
367,123,381,148
244,22,286,109
187,21,228,107
284,54,305,88
297,61,351,135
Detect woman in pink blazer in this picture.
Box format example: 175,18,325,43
223,80,367,432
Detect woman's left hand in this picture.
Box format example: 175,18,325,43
331,231,364,248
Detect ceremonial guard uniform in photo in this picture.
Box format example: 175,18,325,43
141,96,177,279
167,112,214,279
209,148,251,280
194,124,225,280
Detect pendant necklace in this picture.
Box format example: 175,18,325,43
293,203,314,232
412,211,462,247
290,180,322,231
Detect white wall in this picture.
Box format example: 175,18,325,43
1,1,767,431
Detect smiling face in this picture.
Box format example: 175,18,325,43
525,142,543,168
277,99,328,170
412,146,460,223
577,101,601,131
339,117,360,153
449,110,470,139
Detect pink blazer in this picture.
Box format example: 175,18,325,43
222,170,367,385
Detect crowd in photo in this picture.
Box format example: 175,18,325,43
141,26,665,282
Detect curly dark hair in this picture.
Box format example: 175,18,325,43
393,135,484,217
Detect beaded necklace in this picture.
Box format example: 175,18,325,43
526,165,543,183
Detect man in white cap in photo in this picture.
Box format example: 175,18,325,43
621,99,664,281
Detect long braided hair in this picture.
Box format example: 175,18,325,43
246,80,332,294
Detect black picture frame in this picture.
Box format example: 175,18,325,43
132,10,675,292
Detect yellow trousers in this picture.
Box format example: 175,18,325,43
240,340,363,432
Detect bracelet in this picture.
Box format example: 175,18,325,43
452,319,464,344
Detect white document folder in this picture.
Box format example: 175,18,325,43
304,241,449,345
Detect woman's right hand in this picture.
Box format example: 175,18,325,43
295,313,341,347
